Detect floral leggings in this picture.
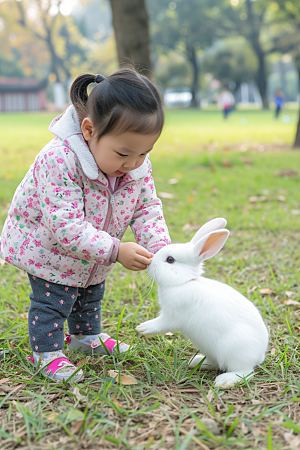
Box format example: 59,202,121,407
27,274,105,352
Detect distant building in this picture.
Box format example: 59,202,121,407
0,77,47,112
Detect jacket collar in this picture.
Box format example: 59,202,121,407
49,105,149,183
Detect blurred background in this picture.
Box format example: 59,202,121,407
0,1,299,112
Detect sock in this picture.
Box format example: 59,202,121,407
72,334,99,344
33,351,50,361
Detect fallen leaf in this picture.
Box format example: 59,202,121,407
252,426,262,436
222,159,232,167
294,326,300,332
207,389,214,402
168,178,179,185
251,399,261,404
285,291,295,297
71,419,83,434
271,348,276,356
72,386,86,402
158,192,174,199
259,288,273,295
275,169,299,178
240,157,252,165
112,395,123,409
277,195,286,202
76,358,87,368
241,421,249,434
47,412,59,420
249,196,268,203
108,370,138,385
0,378,10,385
182,222,200,231
283,299,300,308
249,286,257,293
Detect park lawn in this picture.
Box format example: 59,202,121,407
0,110,300,449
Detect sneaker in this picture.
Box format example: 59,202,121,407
28,350,84,383
66,333,130,355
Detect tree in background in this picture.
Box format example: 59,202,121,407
266,0,300,147
203,38,258,96
219,0,274,109
0,0,88,108
148,0,225,107
109,0,152,73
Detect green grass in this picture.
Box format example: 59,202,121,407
0,110,300,449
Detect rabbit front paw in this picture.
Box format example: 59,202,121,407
136,318,165,336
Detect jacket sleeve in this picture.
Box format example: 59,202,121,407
130,160,171,253
37,146,119,265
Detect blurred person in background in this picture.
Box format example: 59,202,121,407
274,89,284,119
218,88,235,119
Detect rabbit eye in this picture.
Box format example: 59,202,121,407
166,256,175,264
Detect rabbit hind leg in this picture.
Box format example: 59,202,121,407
188,354,219,370
214,368,255,388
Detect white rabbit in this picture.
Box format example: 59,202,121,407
136,218,269,388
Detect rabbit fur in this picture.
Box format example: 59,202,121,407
136,218,269,387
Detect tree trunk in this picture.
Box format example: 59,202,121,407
293,67,300,149
255,49,269,109
109,0,152,73
245,0,268,109
186,44,200,108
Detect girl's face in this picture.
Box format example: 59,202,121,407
81,118,160,177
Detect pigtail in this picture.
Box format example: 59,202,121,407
70,73,96,123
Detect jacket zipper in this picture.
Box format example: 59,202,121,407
83,190,115,288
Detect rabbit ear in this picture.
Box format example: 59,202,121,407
193,229,230,261
191,218,227,244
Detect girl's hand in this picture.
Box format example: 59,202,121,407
117,242,154,271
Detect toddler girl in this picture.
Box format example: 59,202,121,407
0,68,171,382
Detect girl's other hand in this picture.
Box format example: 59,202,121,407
117,242,154,271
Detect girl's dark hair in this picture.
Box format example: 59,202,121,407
70,67,164,139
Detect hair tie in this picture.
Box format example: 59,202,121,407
95,74,105,84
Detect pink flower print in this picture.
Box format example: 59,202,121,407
101,284,103,288
86,323,90,327
46,292,50,297
32,320,35,325
59,300,63,304
131,198,135,204
95,315,98,319
94,308,97,311
35,316,38,320
35,262,42,269
65,287,69,291
44,197,50,205
67,269,74,276
28,259,35,265
45,283,49,288
78,293,81,297
33,337,35,341
56,157,64,164
54,343,58,348
54,323,58,327
48,333,52,337
85,303,88,306
33,276,36,280
88,290,92,293
73,308,76,311
71,294,75,299
35,345,38,350
76,325,80,329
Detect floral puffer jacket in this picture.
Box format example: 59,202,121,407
0,106,171,287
